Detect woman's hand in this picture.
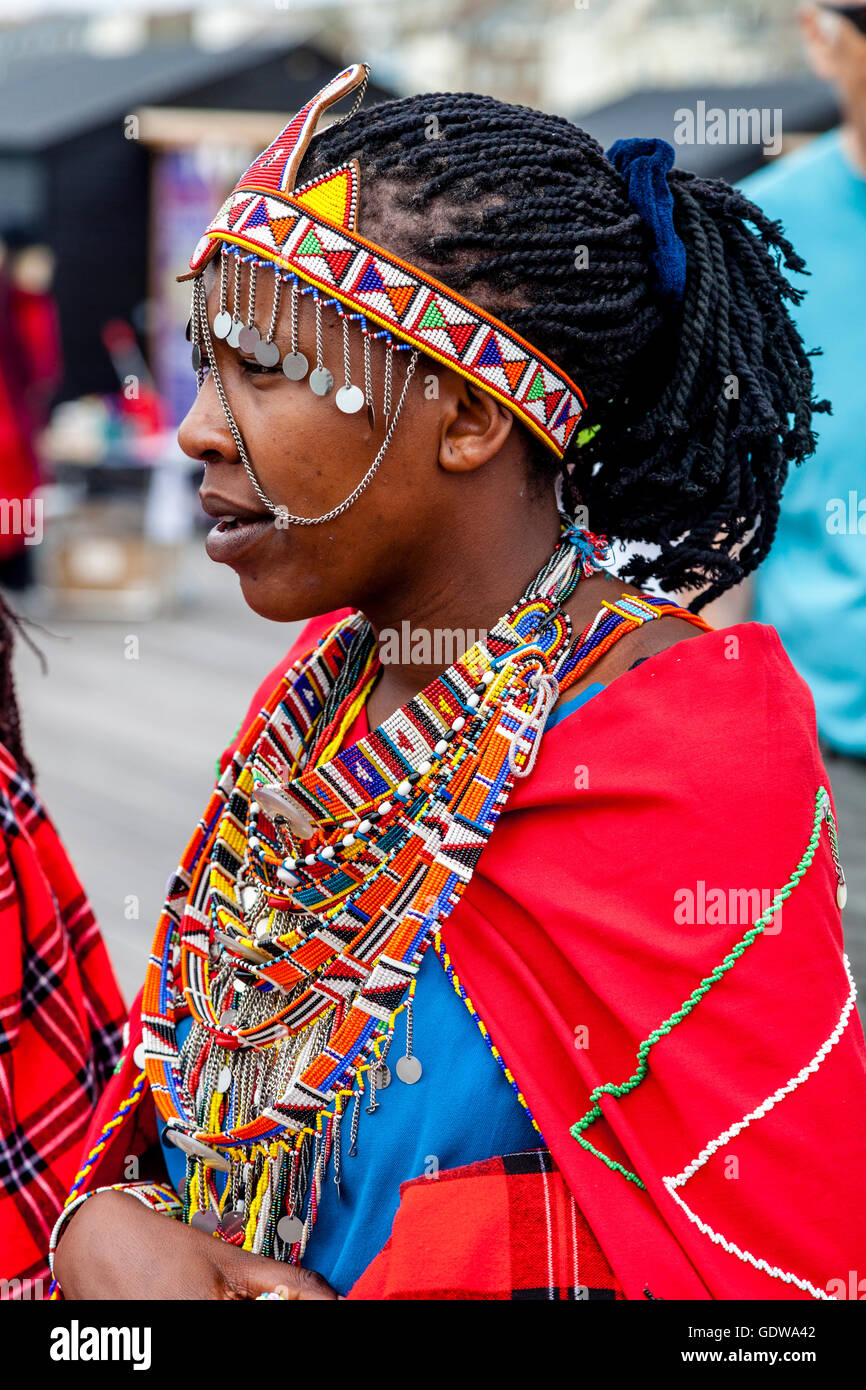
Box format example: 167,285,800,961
53,1188,338,1301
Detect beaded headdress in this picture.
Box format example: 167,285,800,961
180,62,587,509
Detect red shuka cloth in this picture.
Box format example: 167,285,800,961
76,613,866,1300
0,745,125,1287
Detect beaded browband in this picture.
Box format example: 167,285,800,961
179,63,586,459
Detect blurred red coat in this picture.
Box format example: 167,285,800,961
0,272,62,561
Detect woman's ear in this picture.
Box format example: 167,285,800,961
436,372,514,473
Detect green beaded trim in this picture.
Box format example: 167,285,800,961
569,786,838,1189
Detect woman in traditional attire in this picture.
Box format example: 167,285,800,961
0,595,125,1290
51,66,866,1301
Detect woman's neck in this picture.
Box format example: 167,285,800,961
360,501,614,730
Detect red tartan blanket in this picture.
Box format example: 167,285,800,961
0,744,125,1290
347,1149,625,1301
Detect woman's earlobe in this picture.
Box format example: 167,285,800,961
438,381,514,473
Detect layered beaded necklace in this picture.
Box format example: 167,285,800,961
142,523,617,1256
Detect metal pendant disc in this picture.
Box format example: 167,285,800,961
309,366,334,396
375,1062,392,1089
238,325,260,354
219,1007,238,1027
255,339,281,367
213,928,268,964
240,884,260,913
277,1214,304,1245
216,1065,232,1094
133,1042,146,1070
282,350,309,381
165,1129,231,1171
837,880,848,910
227,319,243,349
213,310,232,340
335,383,364,414
256,785,317,838
219,1210,246,1242
190,1210,219,1235
396,1055,423,1085
191,343,202,372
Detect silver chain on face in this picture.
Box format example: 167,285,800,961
341,313,351,390
231,255,241,322
276,347,418,526
246,260,257,329
216,251,228,320
383,337,393,425
290,277,299,352
195,274,278,515
314,290,324,372
265,274,281,344
363,323,374,428
193,272,419,525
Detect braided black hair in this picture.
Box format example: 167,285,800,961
0,593,37,782
297,92,828,608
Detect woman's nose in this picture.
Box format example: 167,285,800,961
176,374,239,466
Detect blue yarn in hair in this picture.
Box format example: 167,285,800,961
606,138,687,304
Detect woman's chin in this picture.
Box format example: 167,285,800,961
235,570,333,624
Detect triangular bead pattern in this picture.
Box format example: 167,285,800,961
191,172,585,457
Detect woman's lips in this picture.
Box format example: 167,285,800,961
204,514,275,564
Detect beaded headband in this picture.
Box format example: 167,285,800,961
179,63,586,459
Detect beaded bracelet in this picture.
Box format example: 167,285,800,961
47,1181,182,1298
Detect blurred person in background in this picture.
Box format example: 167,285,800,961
727,2,866,1000
0,594,125,1292
0,238,62,594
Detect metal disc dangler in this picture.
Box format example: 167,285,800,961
213,310,232,340
277,1214,304,1245
227,319,242,349
282,350,309,381
191,343,202,372
309,366,334,396
255,339,280,367
336,383,364,413
219,1210,247,1242
238,324,260,354
190,1210,219,1235
396,1055,422,1084
309,292,333,396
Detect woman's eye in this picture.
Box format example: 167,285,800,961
239,358,281,376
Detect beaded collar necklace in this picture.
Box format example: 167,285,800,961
141,524,612,1248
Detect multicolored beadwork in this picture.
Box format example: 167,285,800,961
138,526,600,1248
133,523,715,1260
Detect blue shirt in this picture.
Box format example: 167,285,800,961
743,132,866,755
157,681,605,1293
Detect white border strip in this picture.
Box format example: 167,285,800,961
662,954,858,1301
